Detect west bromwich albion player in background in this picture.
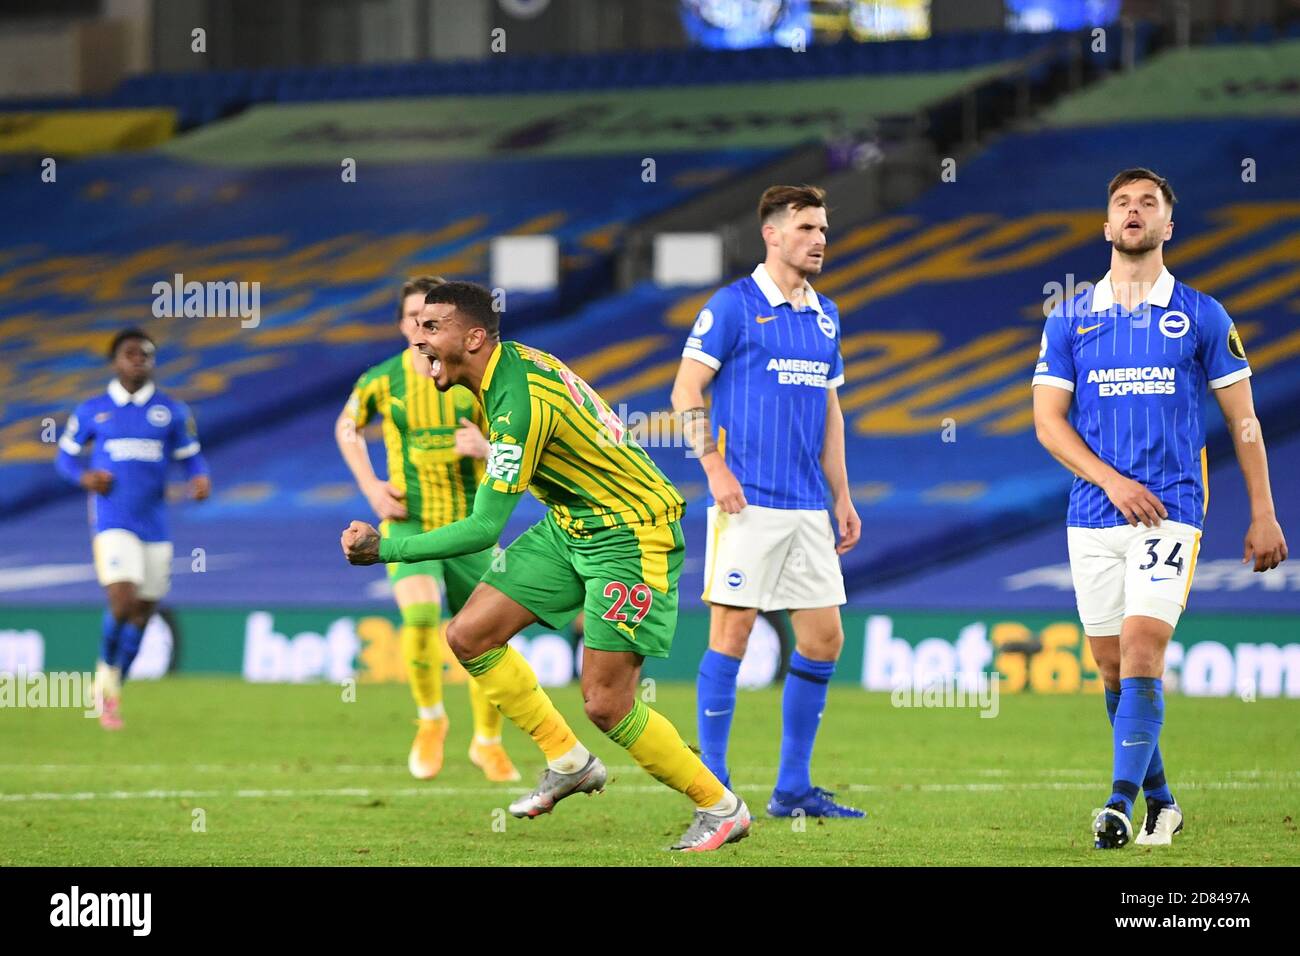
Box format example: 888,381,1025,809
671,185,865,819
57,328,211,729
1032,168,1287,849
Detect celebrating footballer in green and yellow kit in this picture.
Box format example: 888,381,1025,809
344,281,749,852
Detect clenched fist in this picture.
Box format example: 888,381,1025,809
342,520,381,565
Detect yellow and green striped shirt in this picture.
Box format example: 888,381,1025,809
479,341,685,536
346,349,485,530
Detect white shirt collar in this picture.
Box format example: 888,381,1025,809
1090,267,1175,313
108,380,156,407
751,263,826,315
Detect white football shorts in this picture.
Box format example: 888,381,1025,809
93,529,173,601
1067,519,1202,637
701,503,846,611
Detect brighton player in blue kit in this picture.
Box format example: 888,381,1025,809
671,185,864,818
56,329,211,729
1032,169,1288,849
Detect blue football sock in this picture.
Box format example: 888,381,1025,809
1140,743,1174,805
697,649,741,786
1105,685,1174,804
113,622,145,683
1103,686,1120,721
1110,677,1165,818
100,610,124,665
1107,686,1180,806
775,652,836,797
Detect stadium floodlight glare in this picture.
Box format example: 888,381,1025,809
654,232,723,287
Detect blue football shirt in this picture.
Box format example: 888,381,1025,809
1033,268,1251,530
56,380,209,542
682,264,845,510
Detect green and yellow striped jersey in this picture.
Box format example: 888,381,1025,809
346,349,485,530
479,341,685,536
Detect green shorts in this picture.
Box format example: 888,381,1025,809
381,518,494,615
486,514,684,659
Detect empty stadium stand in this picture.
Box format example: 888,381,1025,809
0,28,1127,130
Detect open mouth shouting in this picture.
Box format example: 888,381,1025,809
417,345,442,380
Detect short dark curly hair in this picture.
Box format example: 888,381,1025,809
107,327,155,360
424,281,499,339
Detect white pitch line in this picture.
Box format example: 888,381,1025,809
1,778,1295,803
847,780,1298,793
4,763,1297,777
0,784,688,803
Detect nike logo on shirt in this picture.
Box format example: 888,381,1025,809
755,315,777,324
1076,323,1104,334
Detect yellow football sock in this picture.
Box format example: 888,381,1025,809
400,602,442,711
468,675,504,741
462,645,577,761
606,700,725,809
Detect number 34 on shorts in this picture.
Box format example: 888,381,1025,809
1067,520,1202,635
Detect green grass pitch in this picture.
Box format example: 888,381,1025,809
2,678,1296,866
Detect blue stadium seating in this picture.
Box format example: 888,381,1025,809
0,146,777,522
0,29,1101,130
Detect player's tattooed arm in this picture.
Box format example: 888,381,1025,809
672,356,747,512
671,357,719,460
679,407,717,459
